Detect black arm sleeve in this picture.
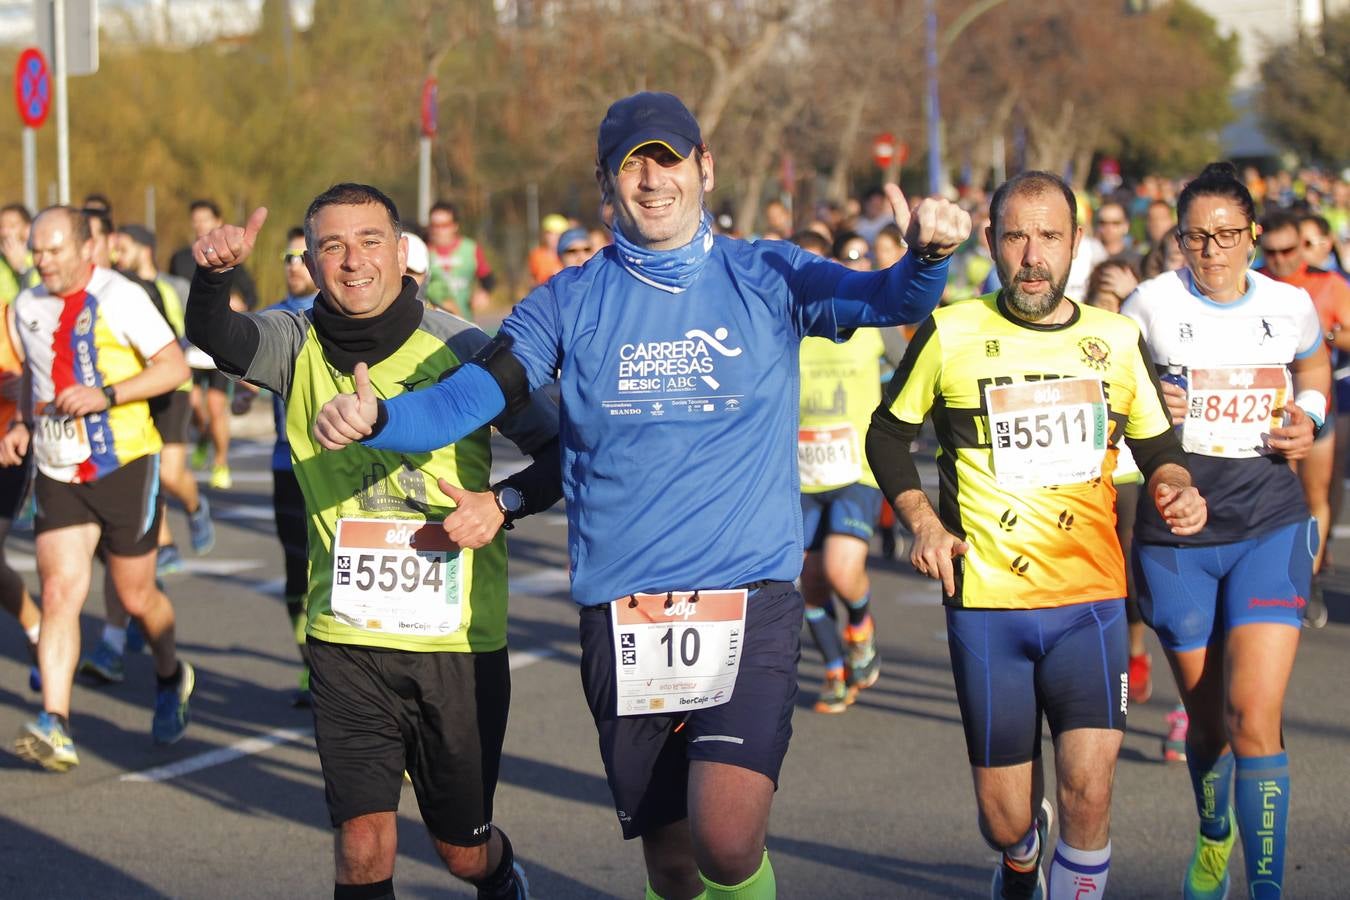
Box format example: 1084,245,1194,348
479,272,498,294
184,267,262,378
1125,428,1187,484
866,406,925,505
471,333,531,416
494,436,563,520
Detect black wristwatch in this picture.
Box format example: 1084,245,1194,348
493,484,524,530
102,384,118,409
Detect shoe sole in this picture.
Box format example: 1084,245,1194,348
77,662,124,685
813,698,850,714
1182,871,1230,900
849,662,881,692
154,662,196,745
14,731,78,772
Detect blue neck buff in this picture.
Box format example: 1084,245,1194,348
611,213,714,294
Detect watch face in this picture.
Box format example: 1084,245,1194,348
498,486,524,514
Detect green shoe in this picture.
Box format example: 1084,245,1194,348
1183,810,1235,900
190,441,209,470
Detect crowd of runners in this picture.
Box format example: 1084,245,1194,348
1,90,1347,899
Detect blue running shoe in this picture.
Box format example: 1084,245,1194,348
156,544,184,576
152,660,195,745
78,640,126,684
188,496,215,554
14,712,79,772
126,619,146,654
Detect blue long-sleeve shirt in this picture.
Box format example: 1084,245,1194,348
368,237,947,605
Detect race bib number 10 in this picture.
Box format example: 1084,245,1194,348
1182,365,1290,458
986,377,1108,488
331,518,463,637
610,589,747,716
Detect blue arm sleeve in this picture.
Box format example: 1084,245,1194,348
362,362,506,453
790,250,950,340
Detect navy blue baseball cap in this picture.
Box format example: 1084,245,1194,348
597,92,703,175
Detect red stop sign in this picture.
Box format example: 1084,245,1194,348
873,132,896,169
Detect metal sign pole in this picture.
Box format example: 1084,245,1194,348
23,127,37,213
53,0,70,204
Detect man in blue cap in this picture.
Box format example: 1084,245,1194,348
312,91,972,900
557,227,594,268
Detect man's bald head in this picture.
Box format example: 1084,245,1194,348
31,206,95,296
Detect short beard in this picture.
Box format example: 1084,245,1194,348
1002,264,1069,322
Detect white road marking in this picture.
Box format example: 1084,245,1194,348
510,568,571,596
120,727,312,783
195,470,272,485
120,648,556,783
213,504,277,521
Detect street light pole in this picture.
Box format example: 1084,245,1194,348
925,0,941,197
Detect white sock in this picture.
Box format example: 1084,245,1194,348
1048,839,1110,900
101,625,127,655
25,622,40,644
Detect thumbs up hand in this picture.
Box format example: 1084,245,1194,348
885,184,971,261
438,478,505,549
314,362,380,449
195,206,269,272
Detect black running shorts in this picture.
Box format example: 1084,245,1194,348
308,639,510,846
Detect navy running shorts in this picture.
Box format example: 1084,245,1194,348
800,483,882,550
577,581,802,839
308,639,510,846
946,599,1128,768
1133,518,1316,652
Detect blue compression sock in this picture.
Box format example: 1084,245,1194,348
1186,749,1235,840
804,605,844,672
1235,752,1289,899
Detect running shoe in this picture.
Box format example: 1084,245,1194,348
156,543,184,576
1183,809,1235,900
209,464,232,490
14,712,79,772
126,618,146,654
813,672,851,714
510,860,531,899
190,440,209,470
1303,578,1328,629
1164,704,1189,762
78,640,126,684
152,660,195,745
845,621,881,695
188,495,215,554
990,797,1053,900
1128,651,1153,704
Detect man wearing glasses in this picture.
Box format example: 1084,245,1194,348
557,227,594,269
1257,208,1350,628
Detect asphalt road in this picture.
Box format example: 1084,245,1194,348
0,423,1346,898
